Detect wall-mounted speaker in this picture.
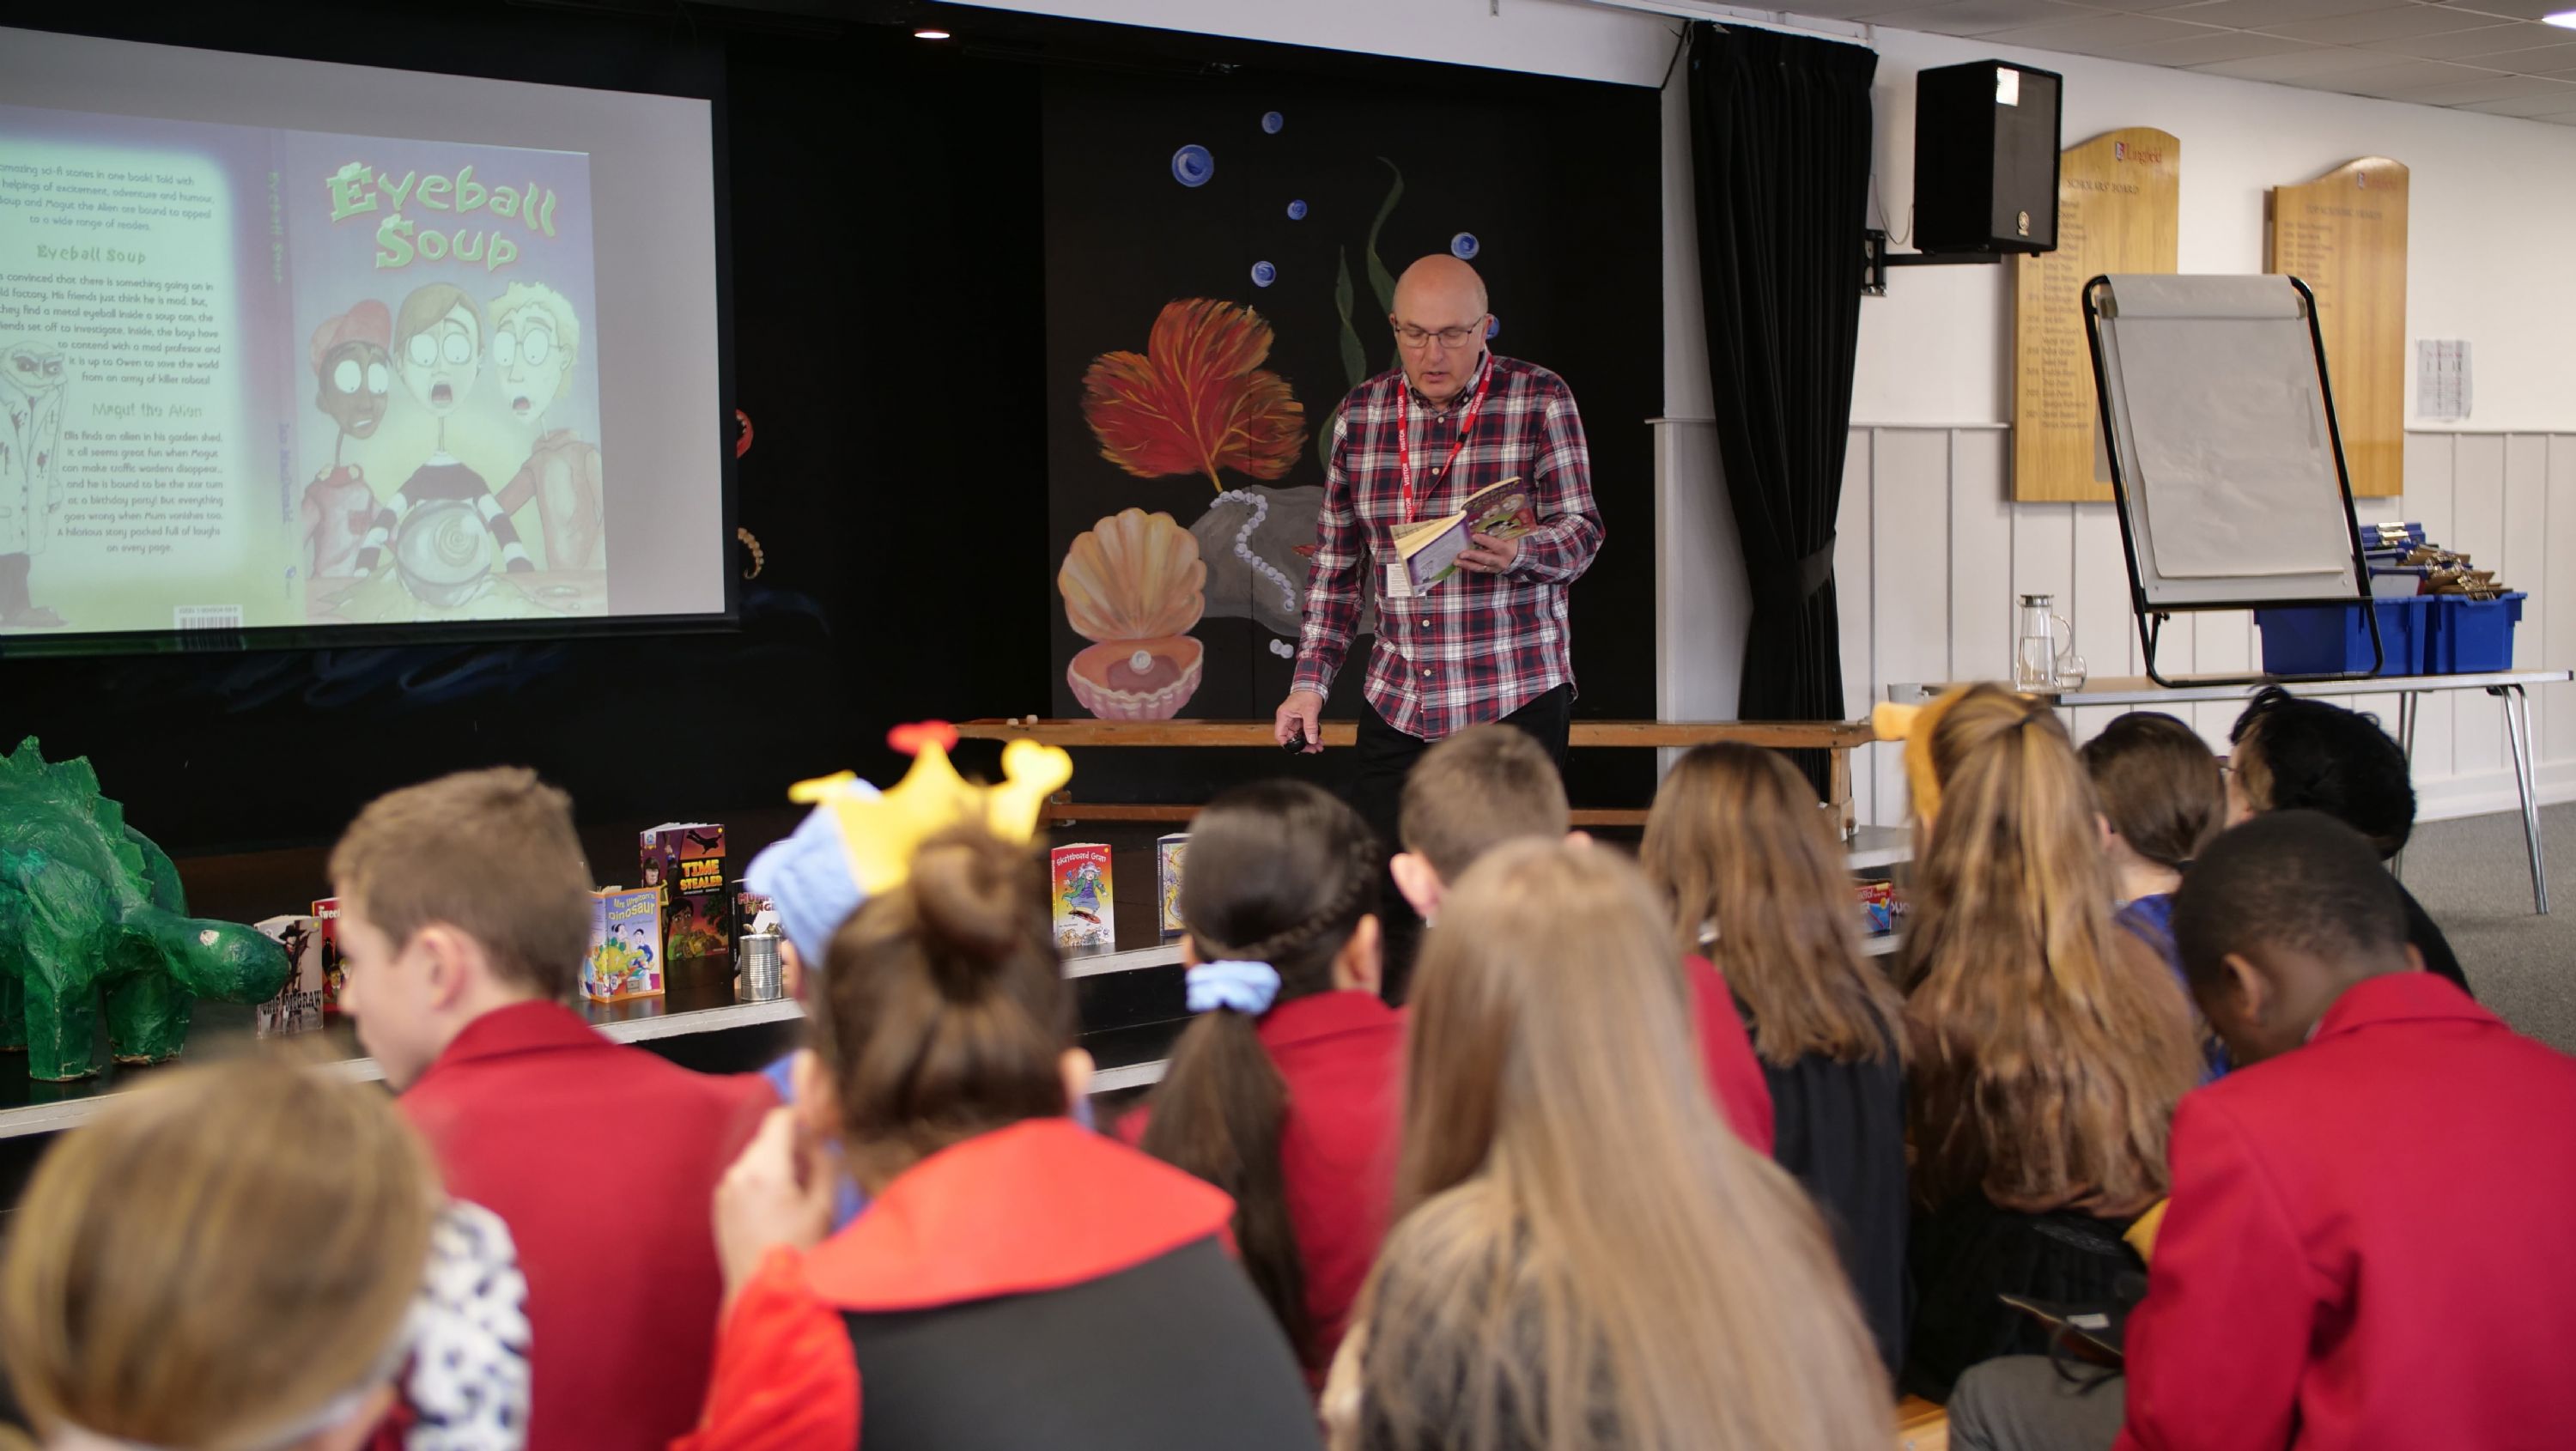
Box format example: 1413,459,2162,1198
1912,60,2063,255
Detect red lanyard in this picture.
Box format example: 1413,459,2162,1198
1394,359,1492,524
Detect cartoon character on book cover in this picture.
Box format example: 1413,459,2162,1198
1052,845,1114,951
486,282,603,570
302,302,391,580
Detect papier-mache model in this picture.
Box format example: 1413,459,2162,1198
0,738,291,1079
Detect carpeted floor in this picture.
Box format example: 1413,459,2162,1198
2403,803,2576,1053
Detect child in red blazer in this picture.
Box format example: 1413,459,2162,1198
687,823,1317,1451
331,768,775,1450
1127,780,1407,1383
1392,725,1776,1153
1948,810,2576,1451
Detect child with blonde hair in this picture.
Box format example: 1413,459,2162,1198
0,1056,490,1450
1885,684,2201,1399
1331,840,1890,1451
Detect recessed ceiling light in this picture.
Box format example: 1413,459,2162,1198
2545,9,2576,28
914,27,953,39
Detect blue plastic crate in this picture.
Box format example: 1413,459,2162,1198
2425,592,2525,674
2256,597,2432,677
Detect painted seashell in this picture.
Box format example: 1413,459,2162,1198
1068,636,1203,720
1060,507,1206,642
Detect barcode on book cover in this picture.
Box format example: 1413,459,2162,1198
174,605,244,629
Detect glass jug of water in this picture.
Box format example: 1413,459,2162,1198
2014,594,2088,690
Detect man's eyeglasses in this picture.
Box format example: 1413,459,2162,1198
1394,322,1482,351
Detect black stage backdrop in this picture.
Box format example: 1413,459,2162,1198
0,1,1662,865
1039,64,1659,738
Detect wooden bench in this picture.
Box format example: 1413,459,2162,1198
1897,1394,1950,1450
956,718,1880,833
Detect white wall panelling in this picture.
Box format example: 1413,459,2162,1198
1825,426,2576,828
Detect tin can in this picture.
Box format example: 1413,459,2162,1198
738,930,785,1003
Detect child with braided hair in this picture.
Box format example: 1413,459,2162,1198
1127,780,1406,1385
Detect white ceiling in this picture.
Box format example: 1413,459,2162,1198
1781,0,2576,124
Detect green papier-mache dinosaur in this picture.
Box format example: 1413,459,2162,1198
0,738,289,1080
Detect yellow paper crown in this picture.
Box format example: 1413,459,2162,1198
787,721,1073,895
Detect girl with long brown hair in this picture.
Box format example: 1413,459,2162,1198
0,1056,442,1451
1331,840,1891,1451
693,824,1318,1451
1133,780,1404,1381
1890,684,2202,1399
1641,742,1911,1377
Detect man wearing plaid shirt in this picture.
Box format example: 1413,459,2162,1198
1275,257,1603,914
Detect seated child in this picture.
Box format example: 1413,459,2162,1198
690,824,1318,1451
331,768,775,1449
2081,711,2228,1076
1327,841,1890,1451
0,1056,479,1449
1947,810,2576,1451
2226,686,2470,993
1641,741,1911,1377
1880,686,2202,1400
1131,780,1406,1383
1393,724,1776,1153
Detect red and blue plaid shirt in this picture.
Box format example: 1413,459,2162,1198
1292,351,1604,741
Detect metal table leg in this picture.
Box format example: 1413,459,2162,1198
2495,684,2548,914
2392,693,2418,882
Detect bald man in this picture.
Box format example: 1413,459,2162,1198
1276,257,1603,998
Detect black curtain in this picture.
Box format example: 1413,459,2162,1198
1686,23,1876,791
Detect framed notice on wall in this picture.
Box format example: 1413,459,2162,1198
2268,158,2408,499
2014,127,2180,502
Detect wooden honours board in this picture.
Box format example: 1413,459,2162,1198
2014,128,2180,502
2268,158,2408,499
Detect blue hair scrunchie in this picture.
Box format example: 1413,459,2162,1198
1186,960,1281,1017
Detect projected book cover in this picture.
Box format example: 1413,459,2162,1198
0,103,604,633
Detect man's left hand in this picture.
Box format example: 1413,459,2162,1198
1458,532,1521,575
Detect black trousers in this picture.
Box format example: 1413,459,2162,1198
1352,683,1572,1005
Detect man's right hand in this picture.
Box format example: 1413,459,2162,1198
1276,689,1325,753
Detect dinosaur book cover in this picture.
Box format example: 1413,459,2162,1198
582,885,664,1003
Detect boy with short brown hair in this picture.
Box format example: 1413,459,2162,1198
333,767,773,1450
1390,726,1775,1153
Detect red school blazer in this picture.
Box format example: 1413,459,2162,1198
1686,953,1777,1156
399,1001,777,1451
1121,989,1407,1383
2117,972,2576,1451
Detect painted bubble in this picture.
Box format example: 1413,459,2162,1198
1450,232,1480,259
1287,198,1308,221
1172,144,1215,187
1251,260,1278,288
1485,316,1501,340
1261,111,1285,134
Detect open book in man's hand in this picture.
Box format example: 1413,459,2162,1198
1391,478,1541,594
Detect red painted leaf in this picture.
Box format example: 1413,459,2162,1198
734,409,755,458
1082,299,1307,488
